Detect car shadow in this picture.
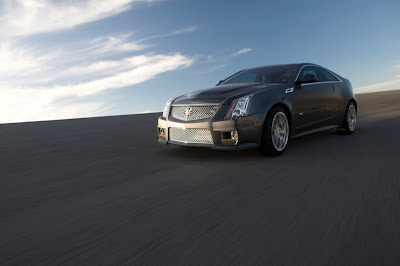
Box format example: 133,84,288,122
157,129,342,162
155,112,400,163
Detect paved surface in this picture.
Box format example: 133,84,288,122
1,90,400,265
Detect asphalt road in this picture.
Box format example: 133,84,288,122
1,90,400,265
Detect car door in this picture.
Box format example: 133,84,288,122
313,67,343,123
288,66,335,132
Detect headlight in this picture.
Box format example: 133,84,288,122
226,95,252,118
163,99,173,118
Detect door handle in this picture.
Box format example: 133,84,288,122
285,87,294,94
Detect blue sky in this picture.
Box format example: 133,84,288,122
0,0,399,123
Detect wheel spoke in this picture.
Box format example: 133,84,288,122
271,111,289,151
347,105,356,131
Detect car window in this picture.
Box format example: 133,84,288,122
221,65,297,85
297,66,318,82
261,75,267,82
315,67,339,82
228,72,257,83
297,66,340,83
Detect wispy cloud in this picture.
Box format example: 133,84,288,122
58,55,156,78
80,33,149,56
0,0,199,123
0,34,196,123
0,53,194,123
0,0,156,37
55,54,194,97
0,36,148,86
211,65,227,70
140,110,157,114
137,25,199,43
354,78,400,94
233,48,251,56
0,41,61,83
173,25,199,35
354,63,400,94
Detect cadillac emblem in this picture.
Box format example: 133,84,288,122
184,107,192,120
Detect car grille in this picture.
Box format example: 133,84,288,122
171,105,220,121
169,128,213,144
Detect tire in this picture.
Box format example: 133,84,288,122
260,107,290,156
336,101,357,135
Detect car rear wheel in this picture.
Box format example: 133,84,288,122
336,101,357,135
260,107,289,156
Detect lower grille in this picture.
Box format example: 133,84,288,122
169,128,213,144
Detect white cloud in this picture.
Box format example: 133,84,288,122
0,53,194,123
58,55,153,78
354,63,400,94
136,25,199,43
0,33,153,86
211,65,227,70
354,78,400,94
140,110,156,114
56,53,194,97
173,25,199,35
234,48,251,56
0,0,199,124
79,33,148,56
0,41,64,88
0,0,156,37
0,42,57,77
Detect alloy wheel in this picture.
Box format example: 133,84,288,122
271,112,289,151
348,104,357,131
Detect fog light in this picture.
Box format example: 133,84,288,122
159,128,165,135
231,130,237,139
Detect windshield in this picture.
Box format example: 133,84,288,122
221,65,297,85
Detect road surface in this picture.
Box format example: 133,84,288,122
1,90,400,265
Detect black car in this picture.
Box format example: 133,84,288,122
157,63,357,156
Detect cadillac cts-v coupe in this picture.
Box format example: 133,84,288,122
157,63,357,156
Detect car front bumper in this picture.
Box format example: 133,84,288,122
157,115,263,150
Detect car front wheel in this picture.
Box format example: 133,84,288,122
260,107,290,156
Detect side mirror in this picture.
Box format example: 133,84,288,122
296,74,318,85
216,80,224,86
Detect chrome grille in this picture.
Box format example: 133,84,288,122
169,128,213,144
171,105,220,121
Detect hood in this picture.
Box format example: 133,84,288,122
172,83,281,105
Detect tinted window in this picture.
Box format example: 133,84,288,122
297,66,339,83
221,65,297,85
227,72,257,84
297,66,318,82
315,67,339,82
